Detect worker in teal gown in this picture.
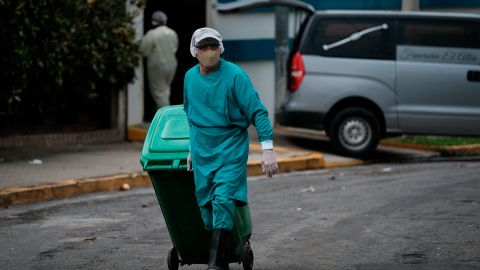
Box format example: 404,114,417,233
184,27,279,270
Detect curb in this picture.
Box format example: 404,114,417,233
380,140,480,156
247,152,325,175
323,159,365,168
127,126,147,142
0,172,151,207
0,153,325,207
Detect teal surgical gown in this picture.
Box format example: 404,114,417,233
184,59,272,208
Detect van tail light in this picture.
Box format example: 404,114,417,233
289,52,305,92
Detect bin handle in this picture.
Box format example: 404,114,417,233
178,164,188,170
145,160,188,171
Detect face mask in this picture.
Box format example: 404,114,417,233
197,49,220,69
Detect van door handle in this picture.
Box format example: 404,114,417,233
467,70,480,82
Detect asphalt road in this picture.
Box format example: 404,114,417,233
1,160,479,270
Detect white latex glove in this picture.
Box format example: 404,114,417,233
187,153,193,172
261,149,279,178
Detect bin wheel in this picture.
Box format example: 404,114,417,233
167,247,179,270
242,243,254,270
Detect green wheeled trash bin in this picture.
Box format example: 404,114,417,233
140,105,254,270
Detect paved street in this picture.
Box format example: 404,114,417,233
1,160,479,269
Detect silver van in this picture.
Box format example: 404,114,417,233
279,11,480,157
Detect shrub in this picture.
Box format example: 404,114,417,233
0,0,140,131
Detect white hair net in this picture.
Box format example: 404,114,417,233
190,27,224,57
151,11,167,26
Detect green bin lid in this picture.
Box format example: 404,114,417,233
140,105,190,170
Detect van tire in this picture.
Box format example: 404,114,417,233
328,107,380,158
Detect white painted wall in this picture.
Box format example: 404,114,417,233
212,6,302,40
126,2,144,126
237,61,275,123
208,0,302,124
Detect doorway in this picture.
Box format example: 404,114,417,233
143,0,206,121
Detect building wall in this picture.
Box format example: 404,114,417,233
210,10,275,123
209,1,301,124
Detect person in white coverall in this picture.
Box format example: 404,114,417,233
140,11,178,109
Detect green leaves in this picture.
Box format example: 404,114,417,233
0,0,140,116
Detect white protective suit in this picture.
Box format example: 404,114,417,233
140,25,178,109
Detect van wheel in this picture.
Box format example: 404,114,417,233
328,107,380,158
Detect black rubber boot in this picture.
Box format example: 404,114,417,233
207,229,229,270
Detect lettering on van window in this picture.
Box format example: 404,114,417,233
397,45,480,65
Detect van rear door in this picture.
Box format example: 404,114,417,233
395,17,480,135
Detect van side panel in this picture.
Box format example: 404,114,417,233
395,18,480,135
396,47,480,135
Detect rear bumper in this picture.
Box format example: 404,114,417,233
276,110,326,130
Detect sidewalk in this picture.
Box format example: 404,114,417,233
0,141,322,189
0,136,325,206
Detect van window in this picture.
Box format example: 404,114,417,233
302,18,395,60
398,19,480,49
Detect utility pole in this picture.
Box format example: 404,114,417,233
402,0,420,11
274,6,289,124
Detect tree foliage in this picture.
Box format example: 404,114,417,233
0,0,140,118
